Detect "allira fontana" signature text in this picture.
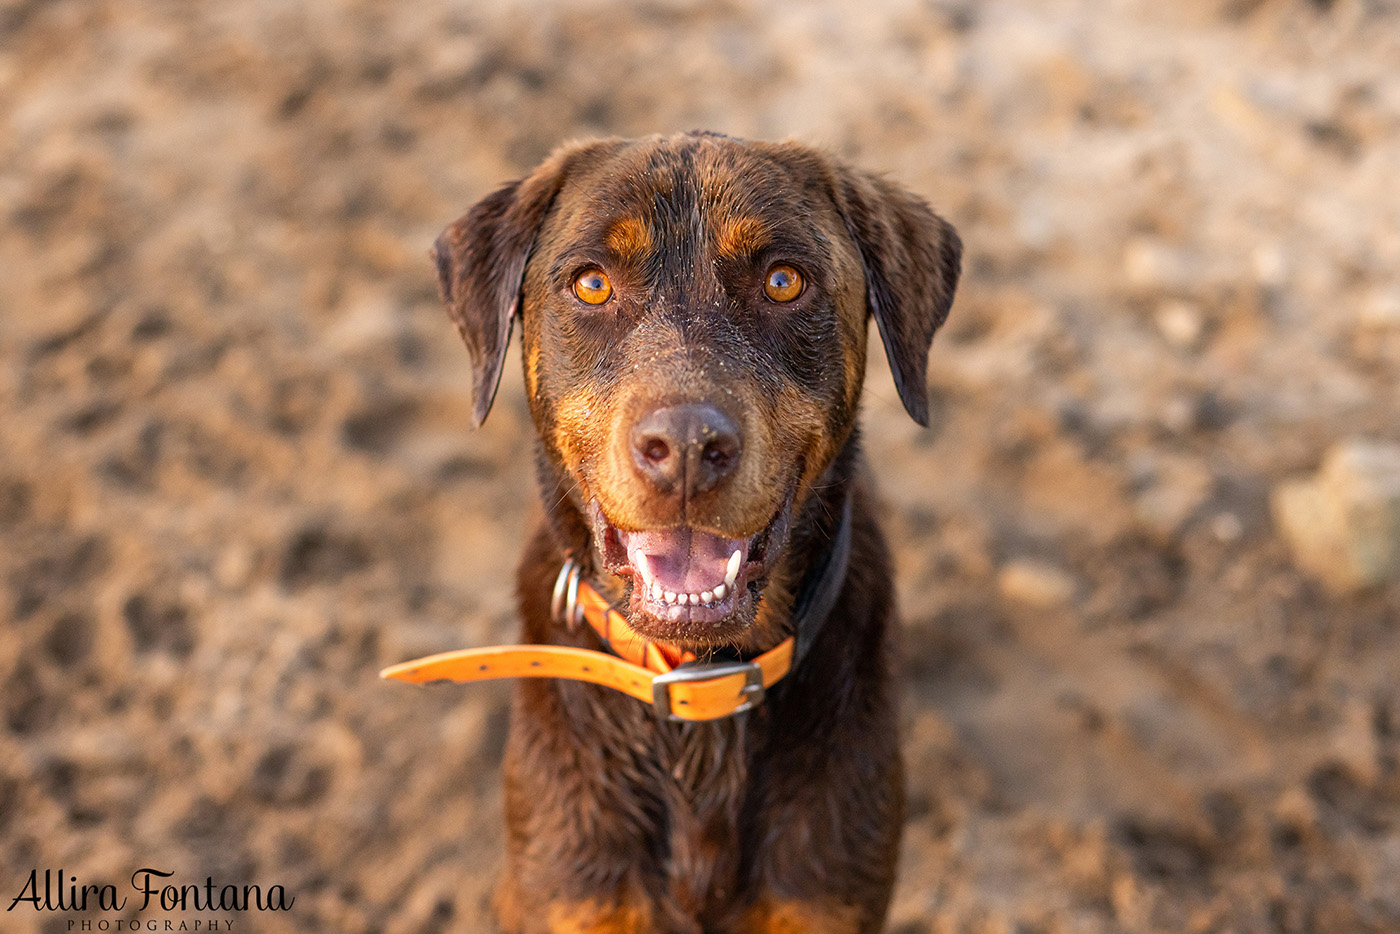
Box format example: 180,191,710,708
7,869,294,913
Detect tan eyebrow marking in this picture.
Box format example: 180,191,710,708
715,216,770,260
605,217,651,259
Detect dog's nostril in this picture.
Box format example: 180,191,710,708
642,439,670,464
702,441,731,467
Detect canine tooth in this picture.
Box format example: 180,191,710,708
725,549,741,587
712,583,726,601
664,590,678,604
651,581,663,602
701,590,713,604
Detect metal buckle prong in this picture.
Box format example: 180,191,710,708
651,660,765,721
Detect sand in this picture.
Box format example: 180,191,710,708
3,0,1399,931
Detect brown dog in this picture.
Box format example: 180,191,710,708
432,131,960,934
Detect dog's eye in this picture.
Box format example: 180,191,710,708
763,264,803,303
572,268,613,305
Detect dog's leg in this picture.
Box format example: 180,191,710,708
496,857,663,934
717,723,901,934
732,899,867,934
493,688,674,934
540,898,654,934
731,745,902,934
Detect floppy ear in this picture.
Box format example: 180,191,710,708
832,167,962,426
433,146,594,427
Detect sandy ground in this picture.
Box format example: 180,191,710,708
3,0,1400,931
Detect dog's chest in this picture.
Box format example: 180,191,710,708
652,718,754,911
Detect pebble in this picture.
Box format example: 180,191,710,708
1124,237,1194,289
998,559,1077,608
1272,439,1400,593
1360,288,1400,329
1154,299,1206,349
215,543,256,589
1252,242,1288,288
1333,700,1380,787
1210,512,1244,543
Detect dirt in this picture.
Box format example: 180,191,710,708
3,1,1400,932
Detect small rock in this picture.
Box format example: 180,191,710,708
1360,288,1400,329
998,559,1076,608
1252,243,1288,288
1110,872,1147,927
1272,439,1400,593
1210,512,1244,543
1154,299,1206,349
1016,196,1057,251
215,544,255,589
1124,237,1194,289
1273,785,1318,836
1209,84,1274,146
1332,700,1380,787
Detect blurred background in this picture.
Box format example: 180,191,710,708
3,0,1400,931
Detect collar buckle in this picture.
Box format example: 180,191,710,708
651,660,764,721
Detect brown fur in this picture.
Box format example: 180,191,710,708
433,132,961,933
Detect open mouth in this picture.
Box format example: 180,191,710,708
589,498,792,635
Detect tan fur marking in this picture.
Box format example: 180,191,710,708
552,388,608,485
771,382,832,504
525,339,542,400
738,898,864,934
544,899,653,934
715,215,770,259
605,216,651,259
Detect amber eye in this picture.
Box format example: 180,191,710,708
763,264,803,303
572,268,613,305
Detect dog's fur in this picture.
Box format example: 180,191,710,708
433,132,960,934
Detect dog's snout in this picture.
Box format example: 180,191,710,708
629,403,742,497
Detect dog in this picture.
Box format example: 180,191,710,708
429,131,960,933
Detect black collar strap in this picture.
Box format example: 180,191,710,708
789,488,854,667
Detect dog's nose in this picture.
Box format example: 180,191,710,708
630,404,742,497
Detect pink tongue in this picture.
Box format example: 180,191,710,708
623,527,746,594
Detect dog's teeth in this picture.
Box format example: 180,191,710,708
688,593,700,606
651,581,663,602
725,549,741,586
664,590,677,604
701,590,713,604
712,583,726,601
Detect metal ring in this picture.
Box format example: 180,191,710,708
563,563,583,631
551,557,578,626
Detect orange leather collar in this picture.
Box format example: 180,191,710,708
380,559,794,721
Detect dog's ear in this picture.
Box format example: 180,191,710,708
433,143,607,427
831,167,962,426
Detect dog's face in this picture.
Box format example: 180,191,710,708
435,133,959,647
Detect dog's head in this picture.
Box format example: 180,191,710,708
434,132,960,648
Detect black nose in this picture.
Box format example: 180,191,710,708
630,403,742,498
